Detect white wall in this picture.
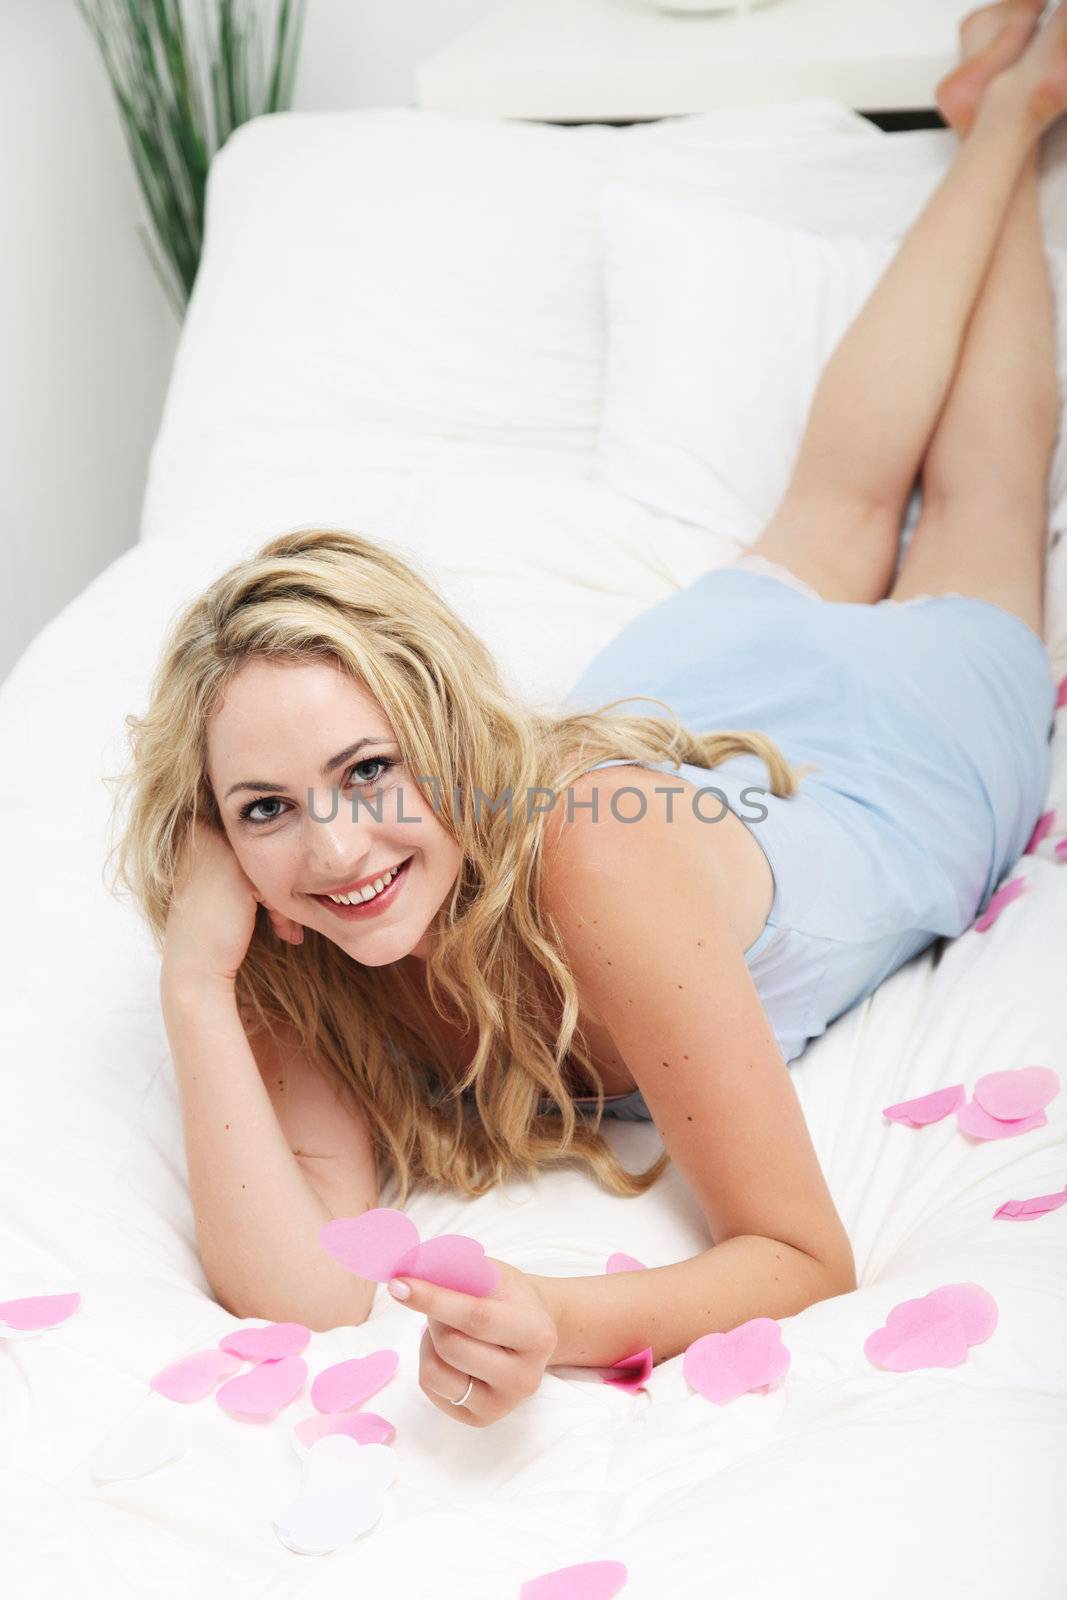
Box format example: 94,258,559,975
1,0,180,687
293,0,494,112
0,0,495,687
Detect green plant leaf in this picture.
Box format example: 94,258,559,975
74,0,307,316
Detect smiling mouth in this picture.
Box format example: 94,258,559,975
308,855,413,907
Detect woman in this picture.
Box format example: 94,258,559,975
108,2,1065,1427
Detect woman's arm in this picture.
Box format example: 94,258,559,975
536,768,856,1366
248,1014,380,1226
162,977,378,1332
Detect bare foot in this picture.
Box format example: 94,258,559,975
936,1,1045,135
991,0,1067,131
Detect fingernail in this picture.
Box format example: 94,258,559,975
388,1280,411,1300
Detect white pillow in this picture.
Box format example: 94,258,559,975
593,182,1067,546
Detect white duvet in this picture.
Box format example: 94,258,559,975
2,103,1066,1598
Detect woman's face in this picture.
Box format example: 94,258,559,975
206,657,462,966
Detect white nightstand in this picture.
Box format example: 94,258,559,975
417,0,970,124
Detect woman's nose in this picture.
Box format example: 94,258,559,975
301,806,375,870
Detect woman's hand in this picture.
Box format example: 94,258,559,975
388,1259,559,1428
161,817,305,995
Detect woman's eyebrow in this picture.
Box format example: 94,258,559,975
223,736,392,799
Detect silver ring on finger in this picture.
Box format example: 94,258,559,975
449,1374,475,1407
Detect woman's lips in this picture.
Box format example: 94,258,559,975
309,856,412,920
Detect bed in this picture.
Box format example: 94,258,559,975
2,101,1066,1597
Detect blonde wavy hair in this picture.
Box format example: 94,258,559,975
105,527,813,1208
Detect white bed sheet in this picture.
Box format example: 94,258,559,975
3,105,1066,1598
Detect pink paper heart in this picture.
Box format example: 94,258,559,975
956,1100,1048,1140
683,1316,790,1405
294,1410,396,1449
320,1208,420,1280
1023,811,1056,854
216,1355,308,1418
606,1253,647,1274
994,1186,1067,1220
973,876,1027,932
319,1208,500,1296
1057,673,1067,710
150,1348,244,1402
883,1084,965,1126
865,1297,970,1371
921,1283,998,1345
391,1234,500,1296
972,1066,1060,1121
0,1292,81,1332
219,1321,311,1362
310,1350,399,1413
602,1347,654,1394
519,1561,629,1599
1056,838,1067,863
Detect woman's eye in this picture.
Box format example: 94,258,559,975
238,757,396,826
239,796,284,825
350,757,394,787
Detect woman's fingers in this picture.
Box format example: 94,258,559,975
257,898,304,944
423,1318,509,1389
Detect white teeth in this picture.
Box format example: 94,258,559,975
326,863,403,905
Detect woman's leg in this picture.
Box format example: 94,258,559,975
748,1,1066,605
887,145,1057,637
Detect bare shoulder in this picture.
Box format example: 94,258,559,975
541,758,767,956
542,754,678,861
541,765,719,960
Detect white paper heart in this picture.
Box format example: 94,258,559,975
272,1487,387,1554
301,1435,397,1499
